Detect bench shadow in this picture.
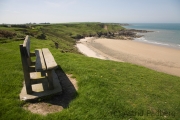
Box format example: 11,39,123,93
31,65,78,109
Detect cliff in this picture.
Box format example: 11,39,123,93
96,29,152,40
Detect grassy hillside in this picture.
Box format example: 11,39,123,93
0,23,124,53
0,23,179,119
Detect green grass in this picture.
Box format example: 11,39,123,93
0,37,180,120
0,23,124,52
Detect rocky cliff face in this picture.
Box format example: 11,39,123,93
97,29,152,40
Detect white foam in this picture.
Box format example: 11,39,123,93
135,37,171,47
79,37,94,42
154,42,169,46
135,37,145,41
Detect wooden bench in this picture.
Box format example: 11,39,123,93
20,35,58,94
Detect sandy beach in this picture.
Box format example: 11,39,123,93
76,37,180,77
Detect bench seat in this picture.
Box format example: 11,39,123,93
35,48,58,90
35,48,58,71
42,48,58,70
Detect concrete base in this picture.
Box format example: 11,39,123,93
20,70,62,101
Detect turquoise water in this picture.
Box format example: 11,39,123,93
124,23,180,49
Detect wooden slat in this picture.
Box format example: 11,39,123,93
23,35,30,57
35,49,46,71
42,48,57,70
30,72,46,80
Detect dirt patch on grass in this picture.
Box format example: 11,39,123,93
23,68,78,115
23,102,64,115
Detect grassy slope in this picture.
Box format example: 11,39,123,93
0,38,179,120
0,23,125,52
0,24,180,120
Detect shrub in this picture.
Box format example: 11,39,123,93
37,33,46,40
0,30,16,38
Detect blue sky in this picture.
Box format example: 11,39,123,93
0,0,180,24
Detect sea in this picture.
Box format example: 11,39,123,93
123,23,180,49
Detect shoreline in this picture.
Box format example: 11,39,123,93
76,37,121,62
76,37,180,77
134,38,180,50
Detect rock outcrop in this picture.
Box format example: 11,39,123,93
96,29,152,40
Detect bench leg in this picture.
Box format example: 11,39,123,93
25,80,33,94
47,70,54,90
24,71,32,94
41,71,49,91
42,81,49,91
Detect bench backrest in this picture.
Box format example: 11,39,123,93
23,35,30,57
19,43,32,93
22,35,32,65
